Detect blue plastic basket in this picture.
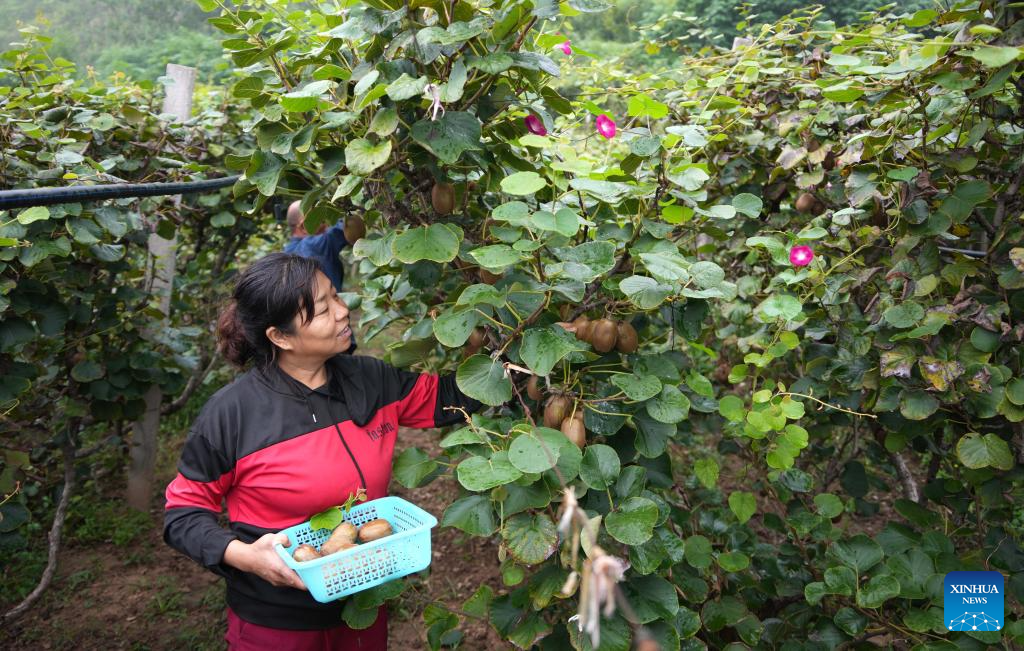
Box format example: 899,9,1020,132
274,496,438,603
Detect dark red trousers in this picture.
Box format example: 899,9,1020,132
225,607,388,651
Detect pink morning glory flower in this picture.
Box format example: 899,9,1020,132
789,245,814,267
559,40,572,55
524,114,547,136
596,114,616,139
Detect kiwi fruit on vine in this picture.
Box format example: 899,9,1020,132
590,318,619,353
292,544,322,562
479,269,502,285
543,395,571,429
795,192,822,215
466,327,485,353
615,321,639,353
358,518,394,542
526,375,543,401
343,215,366,244
560,415,586,450
431,182,455,215
572,315,592,343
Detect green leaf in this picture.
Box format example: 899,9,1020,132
501,171,546,196
393,224,459,263
834,607,868,636
531,209,579,237
247,151,284,196
645,385,691,424
392,447,438,488
442,495,496,536
638,251,690,283
619,276,672,310
281,80,333,112
553,241,616,281
684,534,712,569
605,497,659,545
825,566,857,596
502,513,557,565
310,506,344,532
899,391,939,420
732,193,762,218
962,45,1022,68
627,93,669,119
611,374,662,401
579,444,621,490
758,294,803,321
508,431,560,474
728,492,756,524
368,107,399,136
883,302,925,328
814,493,845,518
956,432,1014,470
432,308,479,347
717,552,750,572
17,206,50,225
410,112,482,164
718,395,745,422
829,534,883,574
385,73,427,100
856,574,901,609
456,354,512,406
456,451,522,491
694,458,719,489
71,360,104,382
520,326,585,376
345,138,391,175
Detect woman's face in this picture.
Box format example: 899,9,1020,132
276,271,352,360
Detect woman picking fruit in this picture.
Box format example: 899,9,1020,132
163,252,482,650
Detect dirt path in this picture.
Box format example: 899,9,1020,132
1,427,508,650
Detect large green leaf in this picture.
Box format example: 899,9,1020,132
611,374,662,401
645,385,691,424
508,430,560,474
280,80,333,111
441,495,496,535
856,574,901,609
728,492,756,524
620,276,672,309
410,111,482,164
501,171,546,196
456,451,522,491
956,432,1014,470
385,73,426,100
579,444,621,489
392,447,438,488
345,138,392,175
520,326,584,376
605,496,659,545
502,513,557,565
432,308,479,347
828,535,883,574
456,354,512,406
393,224,460,263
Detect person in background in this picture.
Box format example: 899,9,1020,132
284,200,355,353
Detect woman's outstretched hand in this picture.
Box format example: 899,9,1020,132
224,534,307,590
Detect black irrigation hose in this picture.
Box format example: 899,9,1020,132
0,175,240,211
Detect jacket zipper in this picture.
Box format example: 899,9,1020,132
326,397,368,490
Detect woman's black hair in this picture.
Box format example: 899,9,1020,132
216,252,323,368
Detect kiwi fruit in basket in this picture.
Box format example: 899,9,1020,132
293,543,322,562
320,522,358,555
357,518,394,543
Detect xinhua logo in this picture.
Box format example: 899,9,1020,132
944,571,1004,632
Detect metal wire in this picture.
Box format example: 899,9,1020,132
0,175,240,210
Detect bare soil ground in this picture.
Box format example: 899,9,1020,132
0,427,508,651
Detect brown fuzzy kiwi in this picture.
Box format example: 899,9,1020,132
479,269,502,285
319,522,357,555
795,192,822,215
466,327,485,353
615,321,639,353
590,318,619,353
572,315,592,343
526,375,543,401
560,415,586,450
431,182,455,215
543,395,571,429
343,215,366,244
357,518,394,542
292,543,322,562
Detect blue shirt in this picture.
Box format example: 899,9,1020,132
284,221,348,291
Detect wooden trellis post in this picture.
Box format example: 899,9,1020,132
127,63,196,512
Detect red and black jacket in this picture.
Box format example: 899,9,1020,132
163,354,481,630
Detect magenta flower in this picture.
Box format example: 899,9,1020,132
559,40,572,55
789,245,814,267
596,114,616,139
524,114,547,136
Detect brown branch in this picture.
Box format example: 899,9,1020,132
162,350,220,416
497,298,549,352
890,452,920,502
3,441,75,623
